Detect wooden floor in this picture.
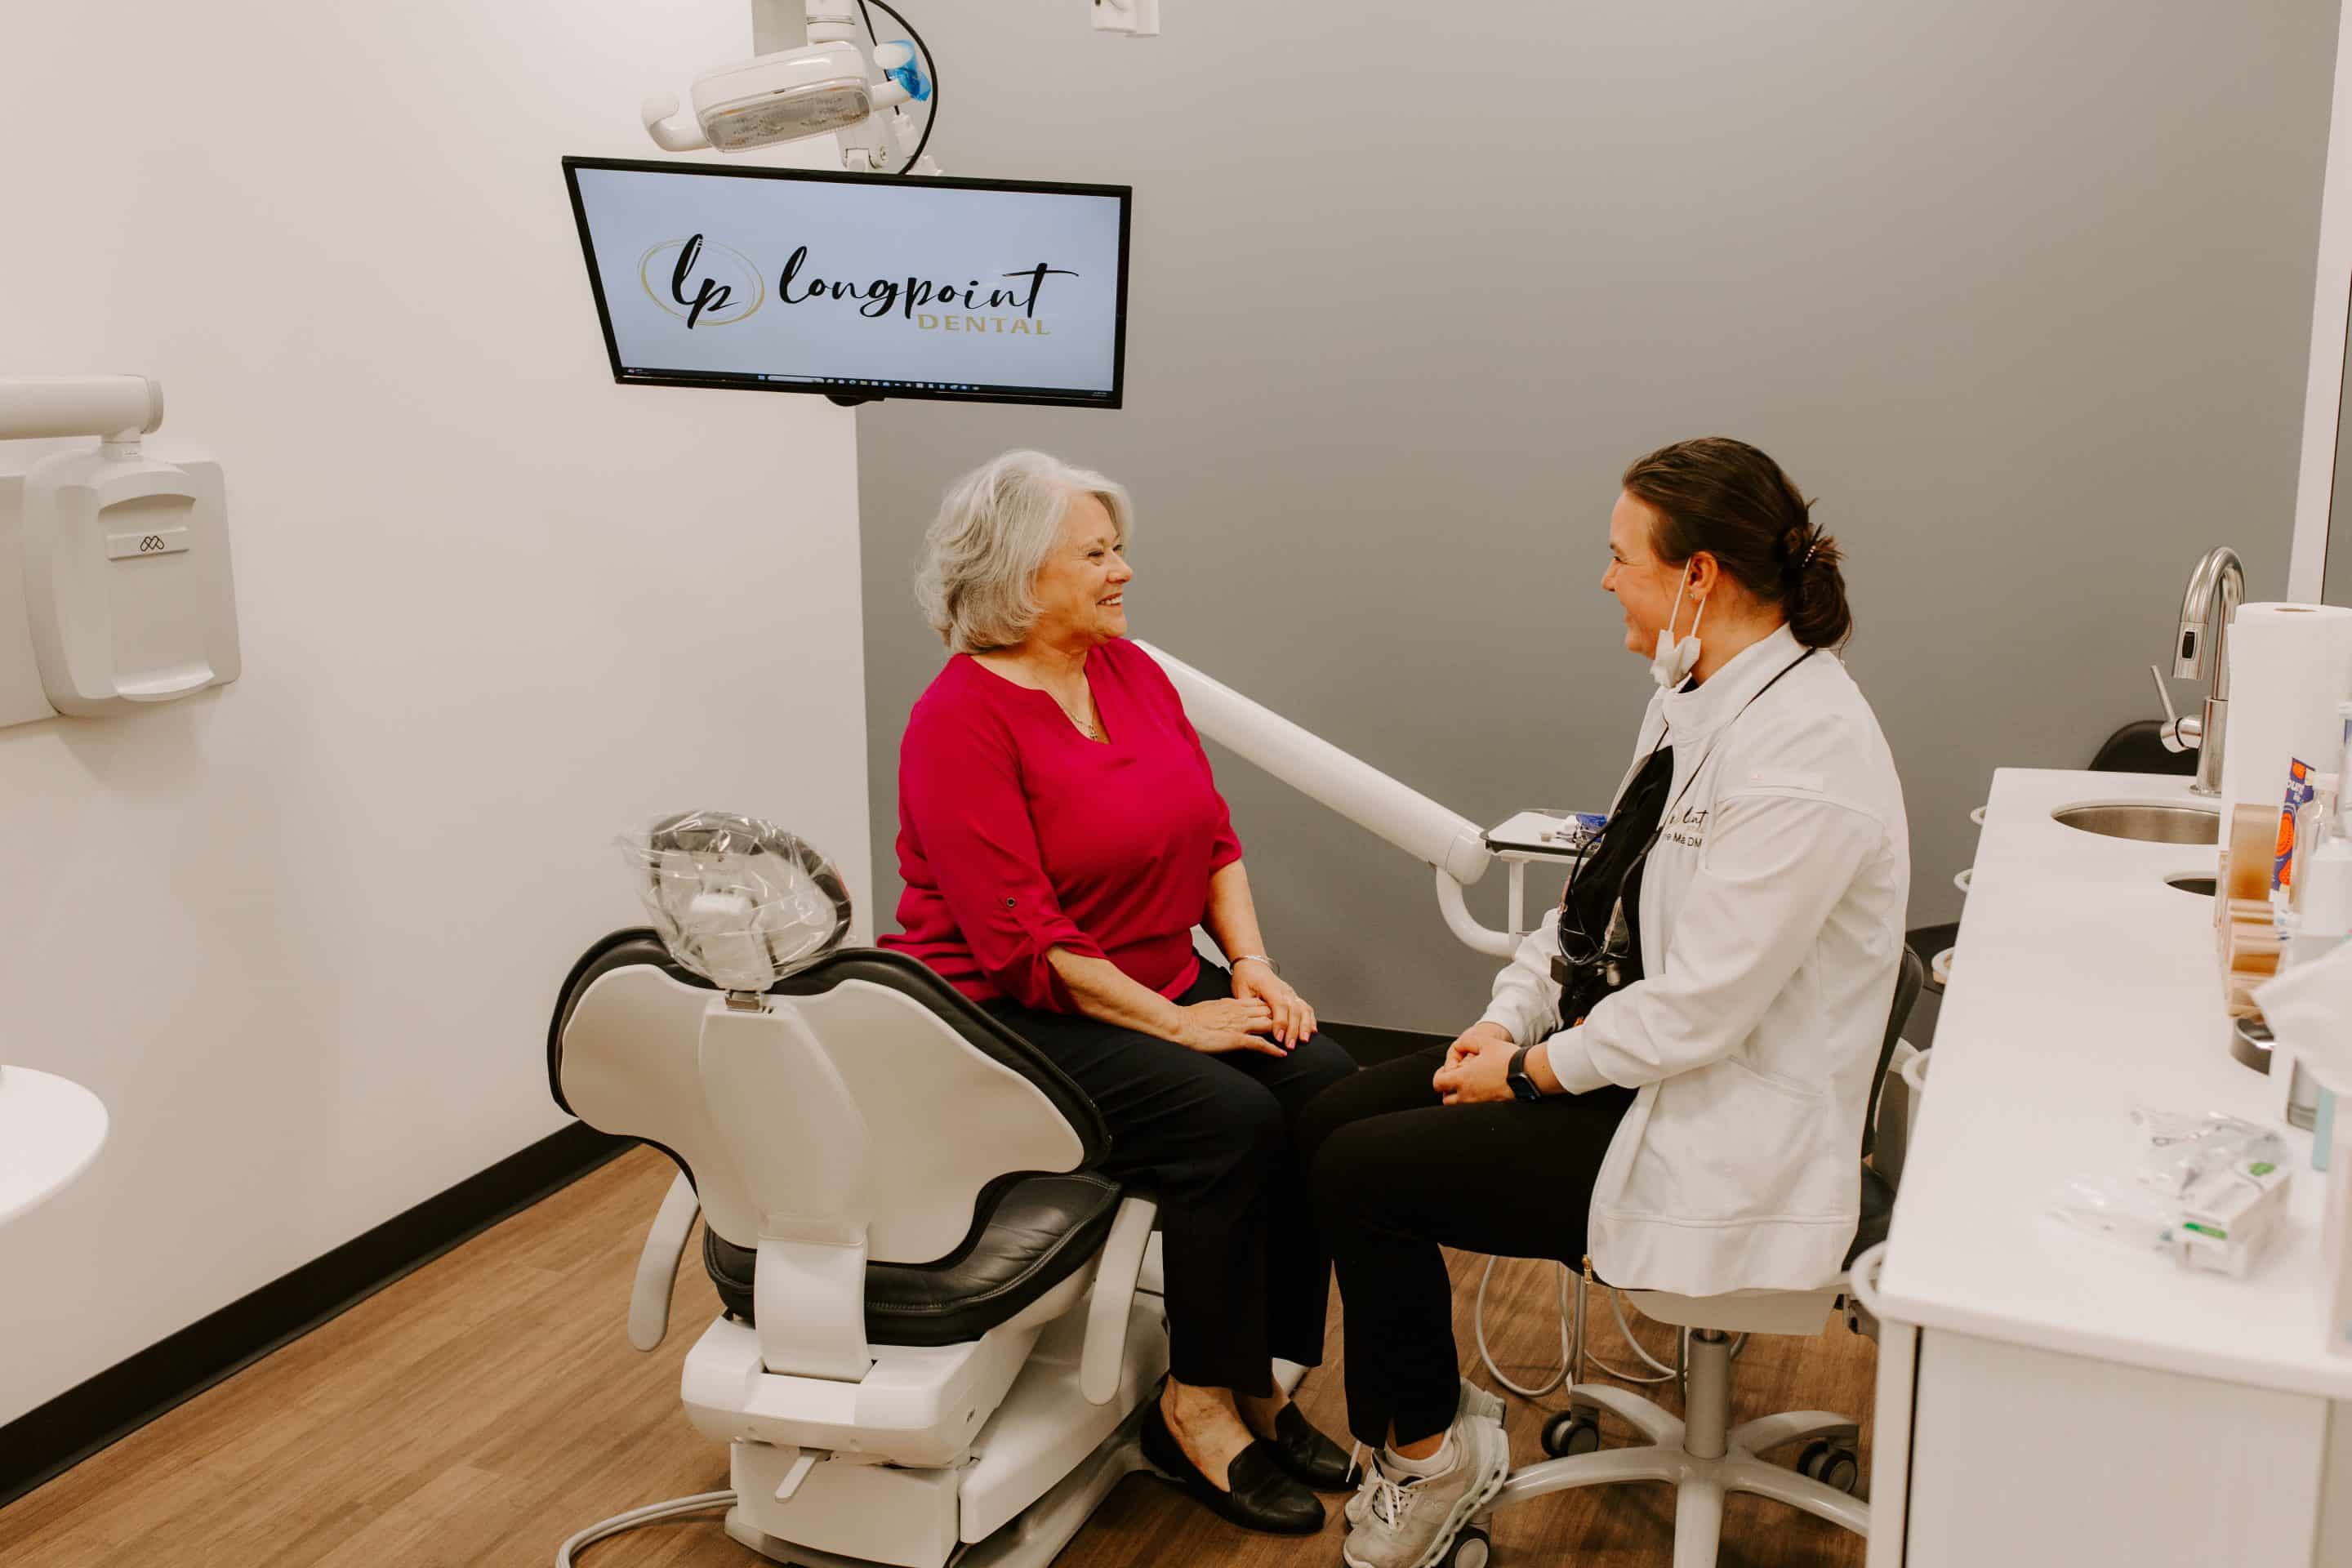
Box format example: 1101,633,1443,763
0,1147,1874,1567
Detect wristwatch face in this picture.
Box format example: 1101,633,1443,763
1508,1048,1540,1102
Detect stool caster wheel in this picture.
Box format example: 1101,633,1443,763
1539,1411,1601,1458
1797,1439,1860,1494
1443,1524,1491,1568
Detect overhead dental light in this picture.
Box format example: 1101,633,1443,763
641,2,1156,173
641,38,886,154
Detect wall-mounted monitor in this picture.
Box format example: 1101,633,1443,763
562,157,1129,409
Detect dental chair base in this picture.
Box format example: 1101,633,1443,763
1477,1287,1864,1568
722,1405,1152,1568
697,1286,1169,1566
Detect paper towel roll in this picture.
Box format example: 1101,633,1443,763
2220,603,2352,831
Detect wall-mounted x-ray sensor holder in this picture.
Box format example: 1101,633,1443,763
0,376,240,725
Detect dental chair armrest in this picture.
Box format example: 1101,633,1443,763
1080,1193,1160,1405
629,1169,702,1352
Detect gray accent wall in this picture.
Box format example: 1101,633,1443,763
859,1,2339,1033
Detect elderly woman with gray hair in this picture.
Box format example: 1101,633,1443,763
879,449,1356,1535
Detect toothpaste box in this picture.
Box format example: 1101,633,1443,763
2279,758,2318,894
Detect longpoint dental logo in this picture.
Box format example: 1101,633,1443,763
639,236,766,328
644,233,1078,337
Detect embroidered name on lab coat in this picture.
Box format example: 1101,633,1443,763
1663,806,1710,849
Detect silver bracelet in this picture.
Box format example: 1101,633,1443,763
1229,953,1281,977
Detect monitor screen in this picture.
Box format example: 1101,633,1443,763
563,157,1129,408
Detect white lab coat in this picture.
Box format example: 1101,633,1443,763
1480,624,1910,1297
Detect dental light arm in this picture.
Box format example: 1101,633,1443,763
1130,642,1519,957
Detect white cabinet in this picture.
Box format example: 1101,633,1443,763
1876,1326,2333,1566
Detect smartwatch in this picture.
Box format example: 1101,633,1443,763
1507,1044,1544,1102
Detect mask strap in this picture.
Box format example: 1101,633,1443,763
1664,568,1690,644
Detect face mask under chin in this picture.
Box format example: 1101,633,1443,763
1650,568,1705,688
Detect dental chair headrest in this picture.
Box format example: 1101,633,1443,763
620,809,854,991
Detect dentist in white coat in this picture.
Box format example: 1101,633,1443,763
1298,436,1911,1568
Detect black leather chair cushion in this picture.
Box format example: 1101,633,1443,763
1846,1163,1895,1269
703,1171,1125,1348
2089,719,2198,777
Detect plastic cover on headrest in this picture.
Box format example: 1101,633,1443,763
619,810,854,991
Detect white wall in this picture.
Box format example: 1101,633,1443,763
0,2,871,1423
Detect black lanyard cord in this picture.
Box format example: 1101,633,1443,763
1561,648,1817,956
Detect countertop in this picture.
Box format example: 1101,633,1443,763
1876,768,2350,1398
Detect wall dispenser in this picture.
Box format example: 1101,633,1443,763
0,376,240,724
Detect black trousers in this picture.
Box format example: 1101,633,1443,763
1298,1045,1635,1448
987,962,1356,1394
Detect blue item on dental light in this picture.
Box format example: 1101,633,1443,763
881,43,931,101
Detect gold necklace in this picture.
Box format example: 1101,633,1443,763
993,650,1103,741
1051,689,1102,741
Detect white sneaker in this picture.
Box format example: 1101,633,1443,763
1458,1379,1506,1427
1347,1383,1505,1530
1340,1418,1511,1568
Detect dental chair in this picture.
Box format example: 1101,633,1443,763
1464,946,1926,1568
546,924,1172,1568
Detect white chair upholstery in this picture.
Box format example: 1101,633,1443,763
548,930,1173,1568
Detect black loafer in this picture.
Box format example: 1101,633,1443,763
1267,1402,1359,1491
1139,1398,1325,1534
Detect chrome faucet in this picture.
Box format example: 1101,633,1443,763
2147,546,2244,796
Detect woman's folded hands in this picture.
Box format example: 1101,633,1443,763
1433,1022,1517,1104
1232,964,1317,1049
1177,996,1285,1056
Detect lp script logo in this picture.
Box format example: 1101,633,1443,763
645,233,1079,336
639,236,766,328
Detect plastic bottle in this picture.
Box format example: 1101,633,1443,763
2316,700,2352,1342
2294,837,2352,1169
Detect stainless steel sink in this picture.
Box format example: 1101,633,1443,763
2163,873,2217,896
2051,803,2220,844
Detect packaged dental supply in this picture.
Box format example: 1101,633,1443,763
1546,811,1606,849
2050,1110,2293,1277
